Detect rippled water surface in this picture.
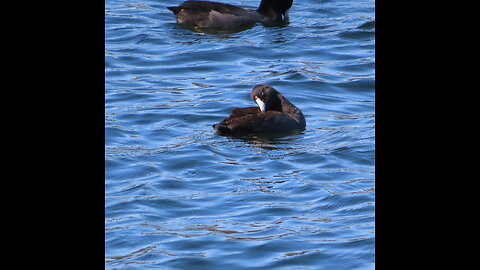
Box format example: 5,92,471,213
105,0,375,269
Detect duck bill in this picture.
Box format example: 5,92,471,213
255,97,266,112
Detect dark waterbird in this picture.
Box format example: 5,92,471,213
213,84,306,135
167,0,293,33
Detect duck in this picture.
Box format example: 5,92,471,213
167,0,293,32
213,84,306,134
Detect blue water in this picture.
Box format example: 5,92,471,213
105,0,375,269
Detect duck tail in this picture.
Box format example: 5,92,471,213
167,6,180,14
213,124,232,134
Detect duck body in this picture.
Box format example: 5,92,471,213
213,85,306,134
167,0,293,32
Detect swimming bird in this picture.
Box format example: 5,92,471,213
213,84,306,134
167,0,293,32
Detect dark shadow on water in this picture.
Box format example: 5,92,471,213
216,129,305,151
174,23,255,35
171,17,290,35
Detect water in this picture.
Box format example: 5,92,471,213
105,0,375,269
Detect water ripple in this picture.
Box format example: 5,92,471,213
106,0,374,269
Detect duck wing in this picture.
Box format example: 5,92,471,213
215,109,288,133
168,1,250,16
